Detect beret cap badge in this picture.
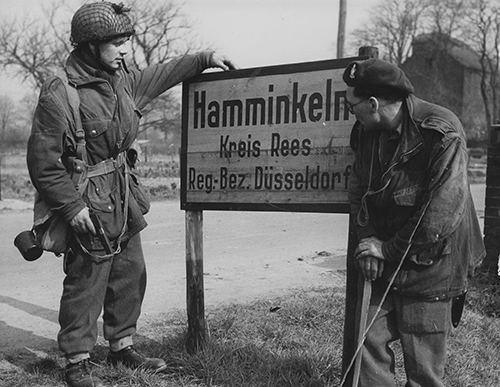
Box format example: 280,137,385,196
342,58,414,97
349,63,357,79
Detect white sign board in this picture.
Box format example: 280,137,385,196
181,58,360,212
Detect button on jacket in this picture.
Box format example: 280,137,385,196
349,94,485,300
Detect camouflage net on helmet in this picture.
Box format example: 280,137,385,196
71,2,135,45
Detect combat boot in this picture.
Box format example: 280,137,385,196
107,345,167,372
64,359,105,387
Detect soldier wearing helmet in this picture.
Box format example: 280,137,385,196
70,2,136,45
26,2,236,387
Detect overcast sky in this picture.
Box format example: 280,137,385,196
1,0,372,101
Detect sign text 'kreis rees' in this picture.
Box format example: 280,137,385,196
181,58,360,213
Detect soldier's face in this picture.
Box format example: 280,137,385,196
97,37,130,71
346,87,379,131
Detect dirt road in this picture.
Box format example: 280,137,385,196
0,200,350,358
0,183,485,360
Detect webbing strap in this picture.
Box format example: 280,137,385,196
55,72,87,164
86,153,126,178
77,152,126,196
75,163,130,261
54,74,129,260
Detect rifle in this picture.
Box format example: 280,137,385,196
89,210,113,254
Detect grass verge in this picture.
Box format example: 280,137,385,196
1,281,499,386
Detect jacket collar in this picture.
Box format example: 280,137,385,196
389,94,424,165
65,49,121,88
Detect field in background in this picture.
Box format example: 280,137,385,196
0,149,487,203
0,152,180,202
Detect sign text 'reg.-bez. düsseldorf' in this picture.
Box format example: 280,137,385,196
181,58,359,212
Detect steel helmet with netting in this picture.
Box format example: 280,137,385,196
71,2,135,45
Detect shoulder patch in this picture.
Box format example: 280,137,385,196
42,75,66,98
420,116,454,135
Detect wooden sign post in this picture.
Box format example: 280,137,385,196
185,210,205,353
181,57,364,354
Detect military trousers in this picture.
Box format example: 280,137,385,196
359,282,453,387
58,233,146,357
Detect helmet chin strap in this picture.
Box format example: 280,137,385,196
88,42,117,74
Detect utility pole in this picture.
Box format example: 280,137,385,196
0,153,2,201
337,0,347,58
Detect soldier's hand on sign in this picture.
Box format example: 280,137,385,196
209,52,238,71
355,236,385,281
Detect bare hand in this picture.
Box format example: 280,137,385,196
69,207,96,235
355,236,385,281
355,236,385,260
357,256,384,281
210,52,238,71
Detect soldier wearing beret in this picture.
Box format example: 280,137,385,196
343,58,485,386
26,2,236,386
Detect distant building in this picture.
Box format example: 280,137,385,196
402,33,486,142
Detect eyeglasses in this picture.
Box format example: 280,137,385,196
345,99,366,114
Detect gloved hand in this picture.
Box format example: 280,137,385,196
127,148,138,168
127,140,142,168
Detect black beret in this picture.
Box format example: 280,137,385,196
343,58,414,96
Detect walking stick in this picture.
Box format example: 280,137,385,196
352,278,372,387
341,200,432,386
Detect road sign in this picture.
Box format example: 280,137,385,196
181,58,359,213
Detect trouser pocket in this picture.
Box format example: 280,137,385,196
396,296,452,333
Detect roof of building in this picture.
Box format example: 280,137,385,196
413,33,481,70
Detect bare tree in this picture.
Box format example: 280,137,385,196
128,0,198,68
351,0,431,65
0,94,32,149
350,0,478,65
0,95,16,147
0,0,71,89
0,20,64,89
466,0,500,128
0,0,202,146
125,0,203,140
0,0,199,86
426,0,471,39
